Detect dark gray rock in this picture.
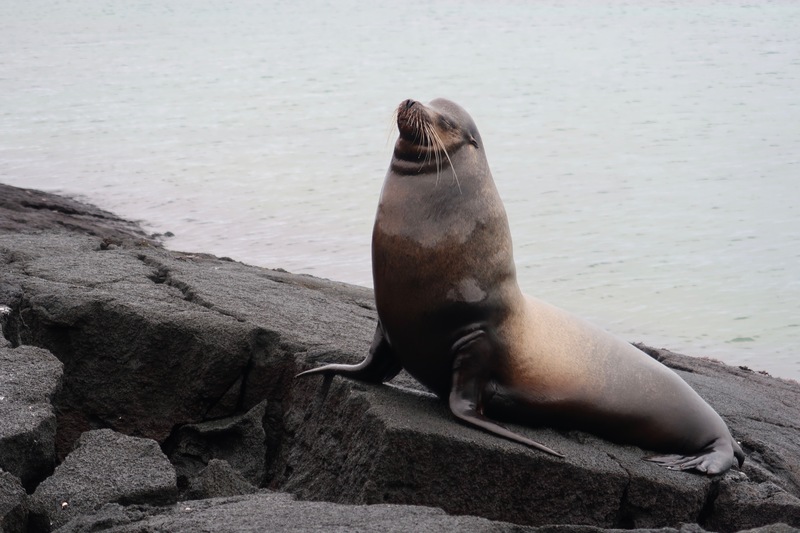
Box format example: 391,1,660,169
185,459,258,500
738,525,800,533
0,470,27,533
168,401,269,490
28,429,177,532
2,183,799,532
1,234,260,458
53,491,545,533
52,492,756,533
280,374,721,528
0,183,160,246
0,229,375,460
704,478,800,532
0,344,62,490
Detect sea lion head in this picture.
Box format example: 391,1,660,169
391,98,487,179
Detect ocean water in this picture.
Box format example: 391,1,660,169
1,0,798,380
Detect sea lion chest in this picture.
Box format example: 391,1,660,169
371,172,516,397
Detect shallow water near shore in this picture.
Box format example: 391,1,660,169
1,0,798,380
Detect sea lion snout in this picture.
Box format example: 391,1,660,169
397,99,424,141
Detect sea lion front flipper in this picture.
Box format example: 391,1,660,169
295,322,403,383
448,331,564,458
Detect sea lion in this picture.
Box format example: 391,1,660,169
298,98,745,474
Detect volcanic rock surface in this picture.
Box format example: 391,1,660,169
1,183,798,533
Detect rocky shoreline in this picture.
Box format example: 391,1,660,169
1,183,798,532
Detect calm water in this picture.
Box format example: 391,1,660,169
1,1,798,380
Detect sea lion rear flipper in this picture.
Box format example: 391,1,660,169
448,332,564,458
295,322,403,383
644,435,743,475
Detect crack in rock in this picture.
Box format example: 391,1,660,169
743,415,800,432
696,478,721,529
137,254,243,322
604,452,634,528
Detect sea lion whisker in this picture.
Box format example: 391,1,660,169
425,123,442,185
419,121,433,172
417,121,433,174
422,123,433,163
430,126,461,194
424,122,444,186
386,109,400,147
413,117,423,146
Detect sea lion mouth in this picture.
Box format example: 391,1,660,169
396,99,429,144
393,98,462,191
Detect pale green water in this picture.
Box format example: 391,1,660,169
1,0,798,380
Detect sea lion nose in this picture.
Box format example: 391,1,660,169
403,99,416,109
